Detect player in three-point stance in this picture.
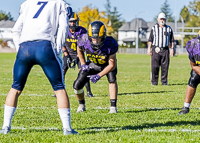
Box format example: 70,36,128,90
179,31,200,115
73,21,118,113
53,12,93,97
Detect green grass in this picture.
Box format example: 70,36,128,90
1,53,200,142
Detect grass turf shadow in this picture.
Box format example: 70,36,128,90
118,90,173,96
124,107,181,113
80,120,200,134
168,83,187,86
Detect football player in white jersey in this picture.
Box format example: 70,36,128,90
0,0,78,135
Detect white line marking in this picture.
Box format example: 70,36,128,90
0,94,76,97
12,127,59,131
9,127,200,132
0,106,57,109
93,107,200,110
1,106,200,110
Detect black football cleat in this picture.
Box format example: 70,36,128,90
86,92,93,97
178,107,189,115
63,128,79,135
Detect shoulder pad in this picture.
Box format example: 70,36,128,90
76,26,87,35
103,36,118,55
77,33,89,47
186,38,200,58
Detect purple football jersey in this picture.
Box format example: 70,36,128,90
64,26,87,56
77,34,118,66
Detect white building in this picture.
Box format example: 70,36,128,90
0,20,15,48
118,18,186,47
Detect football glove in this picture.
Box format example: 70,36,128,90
65,55,72,68
71,57,79,70
81,64,90,72
89,74,101,83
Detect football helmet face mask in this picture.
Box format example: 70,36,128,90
69,12,79,31
88,21,107,50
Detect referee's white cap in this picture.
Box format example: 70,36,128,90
158,13,166,19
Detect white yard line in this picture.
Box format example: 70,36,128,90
12,127,59,130
1,106,200,110
0,106,57,109
93,106,200,110
0,94,76,97
10,126,200,132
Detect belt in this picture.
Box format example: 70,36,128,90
154,47,168,50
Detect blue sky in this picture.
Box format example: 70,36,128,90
0,0,191,22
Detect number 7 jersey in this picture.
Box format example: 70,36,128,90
12,0,70,53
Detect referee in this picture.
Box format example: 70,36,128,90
147,12,174,85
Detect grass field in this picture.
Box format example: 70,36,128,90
1,53,200,142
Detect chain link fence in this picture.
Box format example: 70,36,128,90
118,46,188,55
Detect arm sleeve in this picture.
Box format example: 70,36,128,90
56,5,70,54
110,38,118,55
189,55,195,63
148,29,154,42
12,6,24,52
170,29,174,43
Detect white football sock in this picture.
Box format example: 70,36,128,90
184,102,190,108
2,104,16,129
58,108,72,131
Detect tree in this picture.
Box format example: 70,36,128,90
188,0,200,15
104,0,123,34
0,11,13,21
78,5,113,35
186,0,200,26
154,0,174,22
182,0,200,46
178,6,190,23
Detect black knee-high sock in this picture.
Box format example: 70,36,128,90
79,99,85,104
110,99,117,107
85,81,91,93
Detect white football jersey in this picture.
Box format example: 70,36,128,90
12,0,70,54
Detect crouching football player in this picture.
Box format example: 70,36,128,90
53,12,93,97
179,31,200,115
73,21,118,113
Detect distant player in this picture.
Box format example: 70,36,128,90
0,0,78,135
73,21,118,113
53,12,93,97
179,31,200,115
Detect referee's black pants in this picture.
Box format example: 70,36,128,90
151,47,169,85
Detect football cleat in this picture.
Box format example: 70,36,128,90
0,126,10,134
52,94,56,97
63,128,79,135
77,104,86,113
86,92,93,97
109,107,117,113
178,107,189,115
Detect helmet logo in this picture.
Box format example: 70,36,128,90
99,25,105,37
88,24,92,36
74,13,77,20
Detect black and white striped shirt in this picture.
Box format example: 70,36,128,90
148,23,174,48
